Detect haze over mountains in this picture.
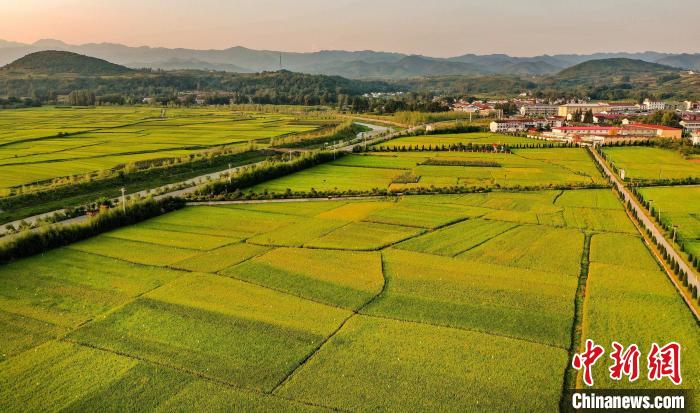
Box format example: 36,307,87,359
1,39,699,79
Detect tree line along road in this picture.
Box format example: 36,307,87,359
588,146,700,300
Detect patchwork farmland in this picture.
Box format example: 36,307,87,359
0,105,698,412
1,189,697,411
250,148,607,194
0,107,323,190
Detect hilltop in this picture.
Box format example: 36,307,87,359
553,58,676,80
1,50,133,76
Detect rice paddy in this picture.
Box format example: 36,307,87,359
602,146,700,181
0,107,323,189
583,233,700,389
1,159,697,410
638,186,700,246
373,132,539,149
250,148,607,194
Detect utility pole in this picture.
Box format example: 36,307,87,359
121,188,126,212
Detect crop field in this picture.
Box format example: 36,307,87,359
638,186,700,254
602,147,700,181
3,184,696,411
583,233,700,389
373,132,538,149
250,148,607,194
0,107,323,189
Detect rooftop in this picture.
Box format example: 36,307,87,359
627,123,682,131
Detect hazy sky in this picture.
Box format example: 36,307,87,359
2,0,699,57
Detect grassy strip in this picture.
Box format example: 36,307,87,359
0,197,185,264
560,232,592,406
420,159,501,167
0,150,268,223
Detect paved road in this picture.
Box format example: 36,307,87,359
0,122,395,237
589,147,699,292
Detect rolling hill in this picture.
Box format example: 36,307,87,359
1,39,698,78
0,52,399,103
553,58,676,80
1,50,133,75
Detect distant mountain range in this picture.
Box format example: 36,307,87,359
0,39,698,79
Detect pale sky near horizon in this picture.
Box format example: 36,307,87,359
2,0,698,57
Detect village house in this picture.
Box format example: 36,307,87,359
453,101,500,116
490,119,548,133
519,104,559,117
691,131,700,145
680,119,700,134
643,98,666,111
557,103,612,119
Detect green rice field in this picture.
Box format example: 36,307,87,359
638,186,700,256
373,132,539,149
602,147,700,181
250,148,607,193
2,187,696,411
0,107,322,189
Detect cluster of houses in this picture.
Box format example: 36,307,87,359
452,100,503,117
483,99,700,146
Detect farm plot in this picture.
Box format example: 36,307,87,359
249,163,404,193
69,273,351,392
0,249,181,328
362,201,473,229
458,224,585,276
0,341,318,412
638,186,700,245
0,107,323,189
582,233,700,389
554,188,621,209
276,315,568,412
373,132,538,149
602,147,700,181
304,221,424,250
170,242,270,273
221,248,383,309
247,217,349,247
363,249,577,347
250,148,604,194
397,218,518,256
